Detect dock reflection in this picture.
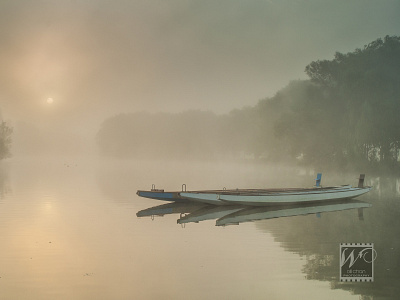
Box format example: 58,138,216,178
137,199,371,226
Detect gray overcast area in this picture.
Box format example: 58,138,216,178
0,0,399,133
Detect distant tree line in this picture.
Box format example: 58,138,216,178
0,120,12,160
97,36,400,171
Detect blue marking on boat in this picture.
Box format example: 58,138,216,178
315,173,322,187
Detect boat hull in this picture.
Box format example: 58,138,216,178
136,190,183,202
179,186,372,206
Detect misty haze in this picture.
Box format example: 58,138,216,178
1,1,400,299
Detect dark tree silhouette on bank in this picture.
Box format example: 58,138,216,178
0,121,12,160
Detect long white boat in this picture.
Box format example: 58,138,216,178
180,185,371,206
137,174,372,206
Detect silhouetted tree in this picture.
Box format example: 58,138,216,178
305,35,400,167
0,121,13,160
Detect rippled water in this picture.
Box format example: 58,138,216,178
0,157,398,299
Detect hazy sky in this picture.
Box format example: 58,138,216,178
1,0,399,130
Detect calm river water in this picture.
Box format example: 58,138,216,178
0,157,399,299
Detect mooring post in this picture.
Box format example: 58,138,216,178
358,174,365,188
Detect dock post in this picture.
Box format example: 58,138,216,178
358,174,365,188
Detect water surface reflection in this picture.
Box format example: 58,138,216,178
137,199,371,226
1,159,399,299
257,186,400,299
136,176,400,299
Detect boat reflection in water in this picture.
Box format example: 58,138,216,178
137,199,371,226
178,205,244,224
215,200,371,226
136,202,206,219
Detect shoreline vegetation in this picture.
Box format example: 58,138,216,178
97,36,400,175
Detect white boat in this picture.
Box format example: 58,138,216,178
180,185,371,206
179,174,371,206
137,174,371,206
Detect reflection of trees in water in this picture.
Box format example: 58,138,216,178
256,179,400,299
369,177,400,198
0,166,10,199
302,254,335,281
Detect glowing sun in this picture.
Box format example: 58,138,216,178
47,97,54,104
